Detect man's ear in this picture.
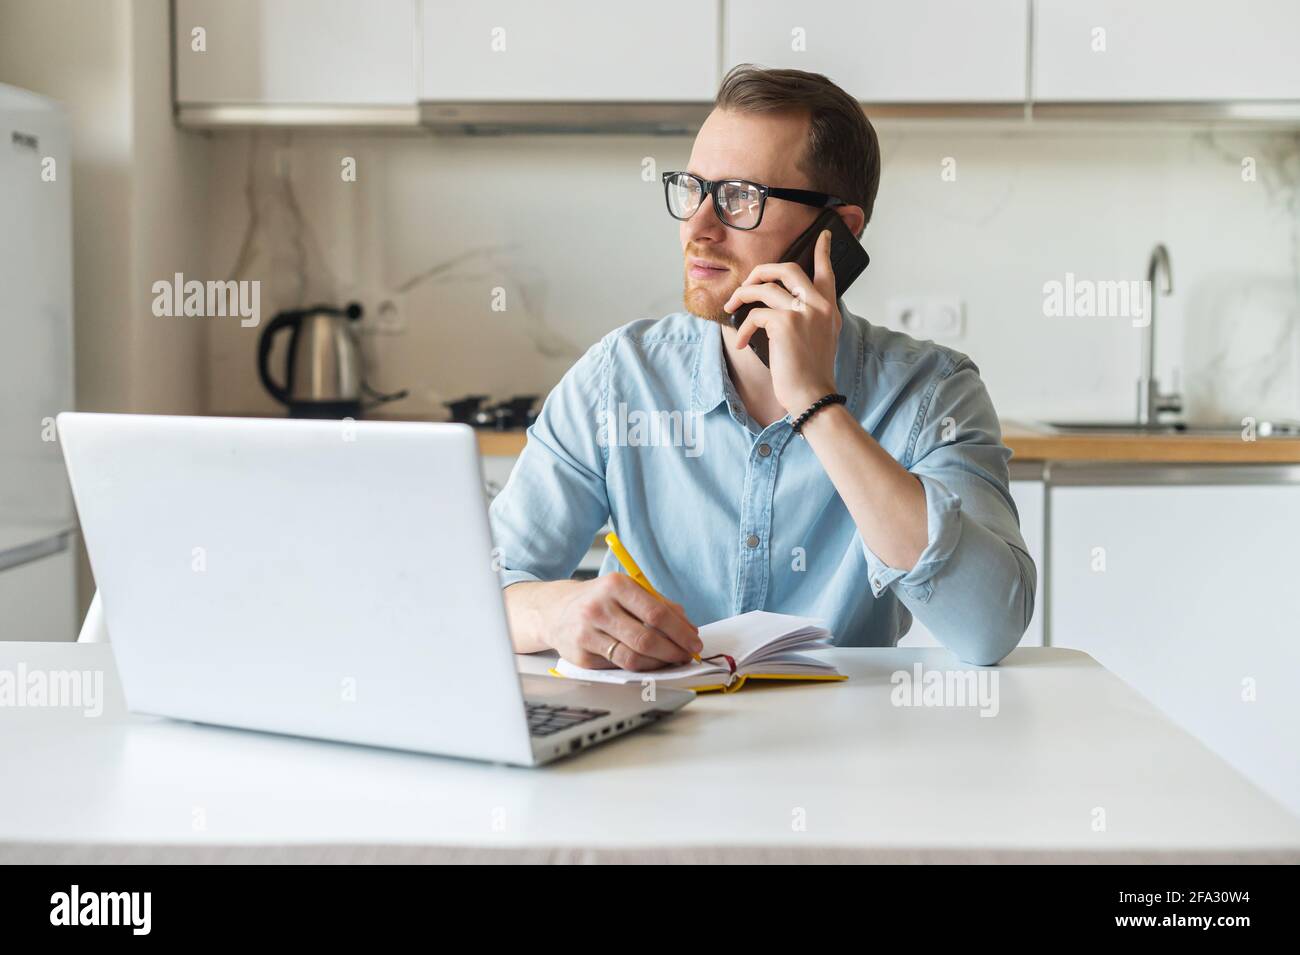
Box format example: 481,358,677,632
838,206,867,240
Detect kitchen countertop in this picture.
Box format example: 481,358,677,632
227,413,1300,465
3,641,1297,863
999,422,1300,464
469,422,1300,465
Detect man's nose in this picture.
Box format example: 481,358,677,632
683,197,727,245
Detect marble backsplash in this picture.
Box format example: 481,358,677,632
200,124,1300,427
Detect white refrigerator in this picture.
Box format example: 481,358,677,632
0,84,77,641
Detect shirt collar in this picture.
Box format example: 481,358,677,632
689,298,864,419
689,316,732,415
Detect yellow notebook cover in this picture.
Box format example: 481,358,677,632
547,667,847,693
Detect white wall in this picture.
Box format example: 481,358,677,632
127,0,211,415
200,124,1300,426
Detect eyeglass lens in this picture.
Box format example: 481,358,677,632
666,174,764,229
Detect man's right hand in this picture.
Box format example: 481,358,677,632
505,574,702,671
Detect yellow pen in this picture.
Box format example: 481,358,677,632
604,531,701,661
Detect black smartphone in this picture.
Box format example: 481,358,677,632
728,208,870,366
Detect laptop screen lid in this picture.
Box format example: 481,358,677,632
56,413,534,764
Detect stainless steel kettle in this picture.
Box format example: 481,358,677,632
257,302,405,418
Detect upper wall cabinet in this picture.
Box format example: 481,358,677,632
1034,0,1300,102
175,0,418,108
724,0,1028,104
171,0,1300,128
420,0,720,101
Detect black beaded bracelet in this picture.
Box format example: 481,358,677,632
790,392,847,435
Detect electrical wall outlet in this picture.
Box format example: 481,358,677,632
368,299,406,335
886,296,965,339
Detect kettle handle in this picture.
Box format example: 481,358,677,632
257,311,299,406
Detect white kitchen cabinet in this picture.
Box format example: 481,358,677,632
421,0,720,101
174,0,418,106
1034,0,1300,102
724,0,1028,103
898,478,1045,649
1048,468,1300,817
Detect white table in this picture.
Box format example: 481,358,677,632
1,642,1297,863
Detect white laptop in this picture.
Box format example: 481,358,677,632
56,413,693,766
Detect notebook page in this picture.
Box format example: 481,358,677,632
700,610,830,665
741,650,839,675
552,610,829,683
553,657,726,685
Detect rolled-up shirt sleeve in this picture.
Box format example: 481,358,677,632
488,337,611,588
860,356,1037,666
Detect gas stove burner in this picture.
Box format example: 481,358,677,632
444,394,538,430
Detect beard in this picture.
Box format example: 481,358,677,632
683,285,732,325
682,256,740,325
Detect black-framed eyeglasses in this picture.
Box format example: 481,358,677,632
661,170,847,231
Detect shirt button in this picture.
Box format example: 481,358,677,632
757,443,771,457
872,577,882,591
746,534,760,548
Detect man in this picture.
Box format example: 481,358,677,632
490,65,1035,671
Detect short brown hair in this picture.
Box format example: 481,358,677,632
714,64,881,235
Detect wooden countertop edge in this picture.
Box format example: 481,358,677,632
1001,427,1300,464
475,430,530,456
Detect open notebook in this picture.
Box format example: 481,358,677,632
551,610,846,693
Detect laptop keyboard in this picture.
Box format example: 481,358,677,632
525,701,610,737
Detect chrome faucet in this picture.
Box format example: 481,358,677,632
1137,243,1181,426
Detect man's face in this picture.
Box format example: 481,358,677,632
679,108,822,325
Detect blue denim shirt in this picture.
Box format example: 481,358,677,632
489,304,1036,665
